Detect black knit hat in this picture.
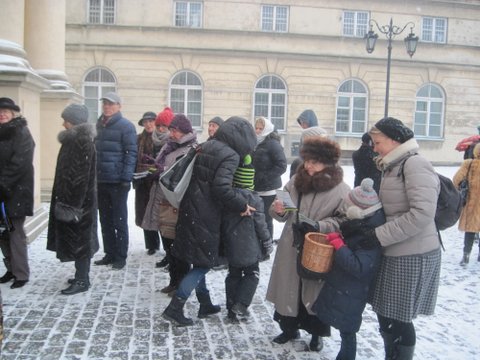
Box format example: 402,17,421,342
374,117,414,144
209,116,224,127
0,97,20,112
300,137,341,165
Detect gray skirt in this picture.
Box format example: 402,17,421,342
370,248,441,322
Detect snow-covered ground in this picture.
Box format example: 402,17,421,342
1,165,479,359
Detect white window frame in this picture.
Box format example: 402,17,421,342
343,10,369,37
261,5,289,33
82,67,117,122
414,83,445,139
174,1,203,28
88,0,115,24
169,71,203,128
335,79,368,135
253,75,287,131
421,17,447,43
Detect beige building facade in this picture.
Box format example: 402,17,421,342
1,0,480,219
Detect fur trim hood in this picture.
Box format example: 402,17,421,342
58,123,96,144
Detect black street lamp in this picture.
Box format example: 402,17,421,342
364,18,419,117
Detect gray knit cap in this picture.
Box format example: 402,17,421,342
61,104,89,126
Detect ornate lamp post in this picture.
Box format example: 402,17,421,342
364,18,419,117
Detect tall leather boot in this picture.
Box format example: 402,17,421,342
392,344,415,360
460,252,470,266
162,296,193,326
197,291,221,318
381,331,395,360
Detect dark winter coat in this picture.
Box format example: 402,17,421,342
252,132,287,192
352,144,381,193
0,117,35,218
222,188,272,268
95,112,137,183
172,117,257,268
313,208,385,333
47,123,99,261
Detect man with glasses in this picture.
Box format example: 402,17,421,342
94,92,137,270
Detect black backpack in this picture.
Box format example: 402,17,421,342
399,154,462,249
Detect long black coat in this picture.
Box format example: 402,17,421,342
313,208,385,333
172,117,257,268
0,117,35,218
47,124,99,262
252,132,287,192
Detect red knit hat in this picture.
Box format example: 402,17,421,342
155,107,174,127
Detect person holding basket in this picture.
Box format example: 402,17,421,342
266,136,350,352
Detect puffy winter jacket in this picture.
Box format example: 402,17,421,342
252,132,287,192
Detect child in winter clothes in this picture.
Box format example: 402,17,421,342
313,178,385,360
222,155,273,322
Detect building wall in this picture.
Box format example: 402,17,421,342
64,0,480,164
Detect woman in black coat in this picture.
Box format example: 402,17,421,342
163,117,257,326
47,104,98,295
0,98,35,289
252,116,287,239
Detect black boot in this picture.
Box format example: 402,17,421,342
162,296,193,326
309,335,323,352
460,252,470,266
0,271,14,283
272,330,300,344
61,280,89,295
392,344,415,360
197,291,221,318
381,331,395,360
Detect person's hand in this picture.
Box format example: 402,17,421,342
339,218,365,238
240,204,256,217
326,232,345,250
272,199,285,215
298,213,319,233
262,240,274,259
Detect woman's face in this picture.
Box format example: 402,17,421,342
371,132,400,157
169,127,185,140
304,159,326,176
142,119,155,134
156,124,169,134
0,109,14,124
255,123,264,135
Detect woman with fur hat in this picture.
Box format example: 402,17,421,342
0,98,35,289
252,116,287,240
313,178,385,360
266,137,350,352
47,104,98,295
365,117,441,360
142,113,197,296
453,142,480,265
134,108,173,258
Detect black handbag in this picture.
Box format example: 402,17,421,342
459,161,472,206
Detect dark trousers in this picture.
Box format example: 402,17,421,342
378,314,416,346
144,230,160,251
225,262,259,310
337,331,357,360
463,232,479,254
0,217,29,281
97,183,130,263
74,257,91,283
261,195,276,239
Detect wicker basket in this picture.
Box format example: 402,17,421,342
301,232,334,273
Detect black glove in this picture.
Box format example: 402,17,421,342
298,213,320,234
340,218,365,238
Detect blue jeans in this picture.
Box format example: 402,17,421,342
97,183,130,263
175,266,210,300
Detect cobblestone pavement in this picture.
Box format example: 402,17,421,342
1,190,479,359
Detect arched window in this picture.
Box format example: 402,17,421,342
83,67,116,122
169,71,203,128
414,83,445,138
253,75,287,131
335,79,368,134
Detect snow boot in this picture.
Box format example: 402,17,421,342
162,296,193,326
381,331,395,360
309,335,323,352
197,291,221,318
460,252,470,266
392,344,415,360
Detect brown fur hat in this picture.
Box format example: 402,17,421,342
300,137,341,165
